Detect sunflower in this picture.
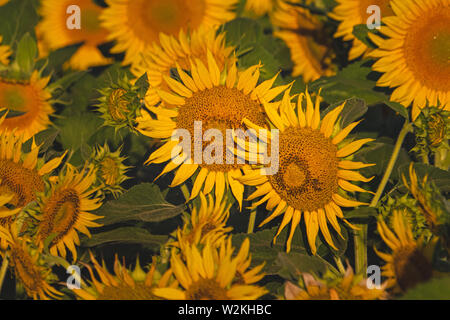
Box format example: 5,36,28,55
0,0,9,6
74,252,175,300
131,28,235,106
0,35,12,65
100,0,238,66
172,192,232,250
35,164,103,261
90,144,131,198
284,265,386,300
244,0,275,16
0,223,62,300
137,53,290,208
329,0,393,60
37,0,112,70
0,128,66,243
271,0,336,82
0,71,54,141
153,237,267,300
237,88,375,254
375,210,435,292
368,0,450,121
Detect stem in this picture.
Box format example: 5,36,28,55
354,120,412,274
247,208,257,234
180,184,190,202
334,256,346,274
0,255,9,293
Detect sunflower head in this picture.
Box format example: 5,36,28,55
0,35,12,65
89,144,131,198
272,1,336,82
137,52,291,208
172,192,232,250
0,222,62,300
96,75,144,133
285,265,386,300
237,88,374,254
35,164,103,261
153,236,267,300
244,0,275,17
74,252,174,300
375,210,436,292
412,107,450,159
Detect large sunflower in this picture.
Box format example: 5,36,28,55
271,0,336,82
368,0,450,121
237,89,374,254
35,164,103,261
0,71,54,141
131,28,235,106
375,210,435,292
100,0,238,66
37,0,112,70
329,0,393,60
137,54,290,208
153,237,267,300
74,252,175,300
172,192,232,250
0,223,62,300
0,35,12,65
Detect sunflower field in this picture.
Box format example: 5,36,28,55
0,0,449,302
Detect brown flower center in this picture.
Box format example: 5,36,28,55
185,278,229,300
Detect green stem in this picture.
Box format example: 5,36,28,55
180,184,190,202
0,255,9,293
354,120,412,274
247,206,257,234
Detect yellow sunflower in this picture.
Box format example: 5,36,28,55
329,0,393,60
172,192,232,250
0,71,54,141
0,0,9,6
0,223,62,300
137,53,290,208
37,0,112,70
375,210,435,292
368,0,450,121
244,0,275,16
35,164,103,261
0,128,66,248
100,0,238,66
285,265,386,300
271,0,336,82
131,28,235,106
74,252,175,300
237,88,375,254
0,35,12,65
153,237,267,300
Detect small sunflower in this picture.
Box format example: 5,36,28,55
271,0,336,82
368,0,450,121
375,210,435,292
0,128,66,240
137,53,290,208
237,89,375,254
35,164,103,261
244,0,275,16
131,28,235,106
329,0,393,60
0,35,12,65
172,192,232,250
153,237,267,300
0,71,54,141
285,265,386,300
100,0,238,66
90,144,131,198
0,223,62,300
37,0,112,70
74,252,175,300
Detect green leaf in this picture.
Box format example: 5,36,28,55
81,227,168,248
352,24,376,49
272,252,330,281
344,207,378,219
400,276,450,300
15,33,37,74
323,97,368,128
135,72,149,99
384,101,409,120
0,0,39,45
36,44,82,74
22,127,60,154
95,183,185,225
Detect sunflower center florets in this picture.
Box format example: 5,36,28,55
185,278,229,300
11,245,43,295
268,127,339,212
176,86,266,172
97,283,158,300
393,245,433,291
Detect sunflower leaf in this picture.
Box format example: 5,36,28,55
399,276,450,300
352,24,377,49
272,252,331,281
